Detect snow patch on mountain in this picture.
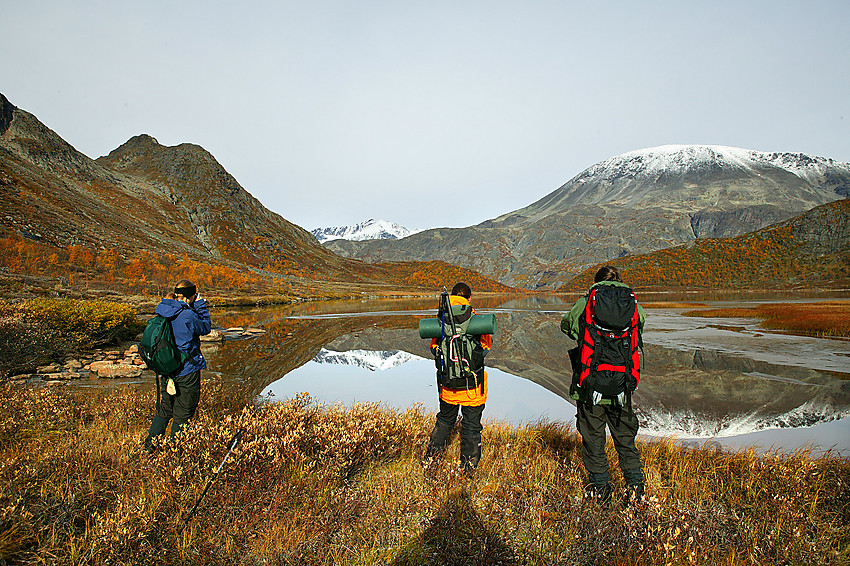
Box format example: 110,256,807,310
578,145,850,187
311,219,421,243
313,348,422,371
505,144,850,220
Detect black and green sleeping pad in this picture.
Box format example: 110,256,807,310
418,313,497,338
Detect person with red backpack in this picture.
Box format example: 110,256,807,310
561,265,646,504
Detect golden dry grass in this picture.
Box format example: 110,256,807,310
1,381,848,565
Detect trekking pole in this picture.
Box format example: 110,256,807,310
441,289,458,336
437,288,456,390
180,428,244,531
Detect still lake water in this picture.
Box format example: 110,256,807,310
200,293,850,456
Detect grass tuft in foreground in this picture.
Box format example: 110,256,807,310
1,380,848,565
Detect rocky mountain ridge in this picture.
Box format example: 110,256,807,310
326,145,850,289
0,94,330,266
94,133,332,269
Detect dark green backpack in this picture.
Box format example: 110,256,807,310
435,300,484,391
139,311,190,376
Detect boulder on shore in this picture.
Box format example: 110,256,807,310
89,361,144,378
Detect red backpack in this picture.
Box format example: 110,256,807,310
576,284,641,403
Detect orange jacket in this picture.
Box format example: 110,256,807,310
430,295,493,406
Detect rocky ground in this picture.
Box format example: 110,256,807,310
7,325,267,383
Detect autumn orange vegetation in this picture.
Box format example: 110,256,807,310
0,233,514,299
561,200,850,292
3,383,848,564
0,233,288,294
375,260,516,294
683,301,850,338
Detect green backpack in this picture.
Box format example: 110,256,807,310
139,311,191,376
435,298,484,391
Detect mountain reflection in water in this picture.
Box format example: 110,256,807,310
203,294,850,454
312,348,416,371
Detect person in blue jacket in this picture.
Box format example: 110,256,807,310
144,279,211,452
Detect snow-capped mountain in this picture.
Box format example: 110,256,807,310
312,348,421,371
538,145,850,212
326,145,850,288
311,219,421,243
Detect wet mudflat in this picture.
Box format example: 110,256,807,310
201,292,850,455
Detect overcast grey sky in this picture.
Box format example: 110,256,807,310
2,1,848,231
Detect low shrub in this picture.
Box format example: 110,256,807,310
0,299,144,379
19,298,144,343
1,381,848,565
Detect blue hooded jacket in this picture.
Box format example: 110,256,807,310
154,298,211,376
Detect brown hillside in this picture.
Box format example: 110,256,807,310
560,199,850,292
0,93,512,298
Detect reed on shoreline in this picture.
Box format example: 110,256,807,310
682,301,850,338
2,380,847,565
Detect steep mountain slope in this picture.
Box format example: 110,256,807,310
327,145,850,289
95,134,353,273
561,199,850,291
312,219,420,243
0,93,342,272
0,93,372,286
0,95,198,255
0,93,511,295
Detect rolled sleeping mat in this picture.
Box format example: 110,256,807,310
418,314,497,338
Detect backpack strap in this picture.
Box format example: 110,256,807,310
437,292,452,392
577,288,597,389
629,296,641,389
166,304,200,374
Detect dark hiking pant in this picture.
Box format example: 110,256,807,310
145,370,201,451
576,401,643,485
426,400,484,471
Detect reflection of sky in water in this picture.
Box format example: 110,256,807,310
644,311,850,373
248,299,850,456
263,353,574,426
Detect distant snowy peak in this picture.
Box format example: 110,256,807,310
311,219,421,243
313,348,421,371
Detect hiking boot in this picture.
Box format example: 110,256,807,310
584,482,613,505
624,483,645,506
422,443,444,465
459,441,481,478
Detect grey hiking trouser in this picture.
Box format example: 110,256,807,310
145,370,201,451
576,401,642,480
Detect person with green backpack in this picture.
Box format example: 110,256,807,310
143,280,211,453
